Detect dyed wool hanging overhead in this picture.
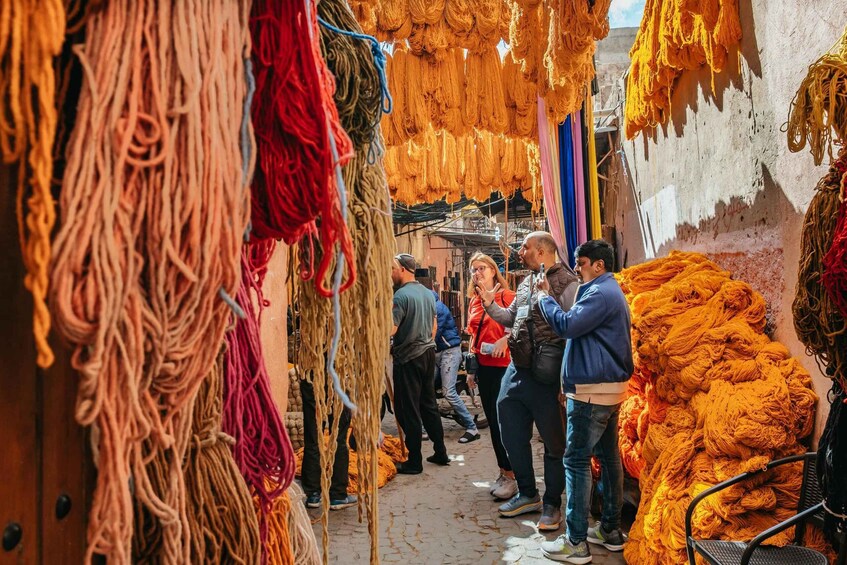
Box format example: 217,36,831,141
223,246,296,539
0,0,65,368
787,27,847,166
49,0,252,562
624,0,742,138
133,353,262,563
249,0,357,297
794,151,847,540
614,251,818,564
296,1,394,560
794,150,847,391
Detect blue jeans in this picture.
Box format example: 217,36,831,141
564,398,623,543
435,346,477,432
497,363,566,507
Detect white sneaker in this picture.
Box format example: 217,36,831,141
492,476,518,500
541,535,592,564
489,474,505,496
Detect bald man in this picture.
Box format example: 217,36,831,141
475,232,579,532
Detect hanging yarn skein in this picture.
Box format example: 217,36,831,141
794,150,847,388
786,27,847,166
249,0,356,297
50,0,252,561
296,1,394,560
0,0,66,368
624,0,742,138
223,248,296,538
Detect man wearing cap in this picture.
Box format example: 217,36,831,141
391,253,450,474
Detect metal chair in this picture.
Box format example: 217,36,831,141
686,452,846,565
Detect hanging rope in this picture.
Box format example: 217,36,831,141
0,0,66,368
49,0,252,561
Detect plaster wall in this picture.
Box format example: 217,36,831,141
614,1,843,439
259,244,290,414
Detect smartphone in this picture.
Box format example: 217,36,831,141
480,342,495,355
539,262,546,279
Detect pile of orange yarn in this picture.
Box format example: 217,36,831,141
624,0,742,138
294,433,407,492
615,251,818,564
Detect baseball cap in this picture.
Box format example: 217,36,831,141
395,253,417,273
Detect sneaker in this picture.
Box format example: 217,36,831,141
489,474,505,496
586,522,627,551
492,476,518,500
329,494,357,511
305,492,321,508
541,535,592,564
498,493,542,517
458,431,481,444
537,504,562,531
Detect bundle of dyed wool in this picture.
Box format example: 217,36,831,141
794,150,847,392
318,0,384,151
133,354,261,563
425,48,467,136
625,0,742,138
292,3,394,560
223,248,296,538
615,251,818,564
50,0,251,561
266,482,322,565
787,27,847,166
384,128,539,205
794,149,847,540
464,45,509,133
0,0,65,368
293,432,405,492
297,154,394,564
249,0,356,297
502,50,538,138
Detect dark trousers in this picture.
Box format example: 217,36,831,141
300,379,351,500
393,348,446,469
476,363,512,472
497,363,566,507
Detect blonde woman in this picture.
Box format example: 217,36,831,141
466,252,517,499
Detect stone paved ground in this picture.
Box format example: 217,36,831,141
307,402,629,565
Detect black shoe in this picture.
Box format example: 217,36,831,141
426,453,450,466
395,462,423,475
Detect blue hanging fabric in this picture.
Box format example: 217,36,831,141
559,118,578,259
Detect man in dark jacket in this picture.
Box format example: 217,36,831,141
432,288,480,443
476,231,579,532
537,239,633,564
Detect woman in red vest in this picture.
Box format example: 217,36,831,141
466,252,518,500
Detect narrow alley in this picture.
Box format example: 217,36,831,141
310,414,628,564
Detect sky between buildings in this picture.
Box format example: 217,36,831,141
610,0,646,28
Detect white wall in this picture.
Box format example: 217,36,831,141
614,1,843,439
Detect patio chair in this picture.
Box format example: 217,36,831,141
685,452,845,565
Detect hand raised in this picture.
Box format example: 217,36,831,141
476,282,501,306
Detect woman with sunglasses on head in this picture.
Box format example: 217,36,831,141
466,252,517,500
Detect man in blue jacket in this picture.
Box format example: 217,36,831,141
536,239,633,564
433,287,480,443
